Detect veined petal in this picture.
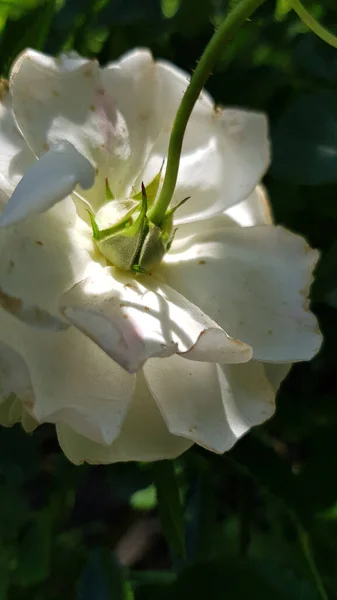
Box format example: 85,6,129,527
144,355,274,453
160,224,322,362
60,266,252,374
0,142,94,227
0,80,34,195
57,371,192,465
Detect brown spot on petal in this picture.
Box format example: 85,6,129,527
123,314,129,319
0,286,22,314
213,104,222,117
261,193,273,224
303,298,311,312
7,260,15,273
35,240,43,246
198,260,206,265
232,337,247,347
43,142,50,152
83,66,93,78
120,303,126,308
0,78,9,100
144,306,150,312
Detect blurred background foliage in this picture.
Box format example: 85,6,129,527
1,0,337,598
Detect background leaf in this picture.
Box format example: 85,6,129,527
152,461,186,559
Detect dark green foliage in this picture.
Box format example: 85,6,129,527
1,1,337,599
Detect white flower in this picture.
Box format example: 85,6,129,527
0,49,321,464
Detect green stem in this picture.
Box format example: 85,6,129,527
291,514,328,600
148,0,267,226
290,0,337,50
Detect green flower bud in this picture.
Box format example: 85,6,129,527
89,194,147,271
88,172,190,273
138,223,167,270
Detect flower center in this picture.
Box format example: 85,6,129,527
87,172,173,273
88,170,189,273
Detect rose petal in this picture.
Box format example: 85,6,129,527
101,49,212,197
60,266,252,373
144,355,274,453
56,370,192,465
0,339,34,427
263,362,292,391
0,81,34,195
225,184,273,227
0,142,94,227
169,185,272,253
141,109,269,224
161,224,322,362
0,303,135,445
0,192,93,326
10,50,103,161
103,50,269,221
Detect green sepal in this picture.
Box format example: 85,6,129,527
96,184,148,270
132,162,164,206
94,200,139,242
138,222,166,270
166,228,178,252
87,211,100,241
131,264,149,275
105,177,115,200
87,209,131,242
165,196,191,219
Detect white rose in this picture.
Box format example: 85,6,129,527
0,49,321,464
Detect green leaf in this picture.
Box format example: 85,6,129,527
77,548,128,600
16,510,52,586
0,561,9,600
130,484,157,511
0,0,57,76
152,460,186,559
96,0,163,26
0,483,30,538
161,0,180,19
274,0,291,21
271,91,337,185
135,559,320,600
295,35,337,84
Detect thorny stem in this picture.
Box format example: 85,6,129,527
148,0,267,226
